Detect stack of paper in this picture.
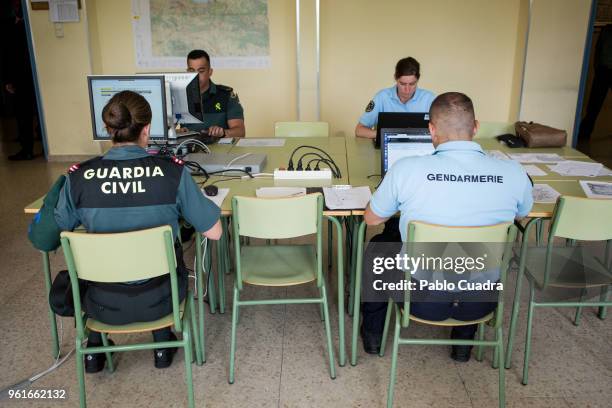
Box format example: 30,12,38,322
532,184,560,203
507,153,564,163
236,138,285,147
522,164,547,177
255,187,306,198
579,181,612,199
547,161,603,177
322,186,372,209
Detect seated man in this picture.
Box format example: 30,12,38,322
362,92,533,360
355,56,435,139
185,49,245,138
52,91,222,371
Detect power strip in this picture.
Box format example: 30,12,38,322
274,168,333,180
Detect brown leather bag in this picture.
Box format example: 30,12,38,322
514,121,567,148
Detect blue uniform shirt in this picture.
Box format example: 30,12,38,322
55,145,219,240
358,86,436,128
370,140,533,242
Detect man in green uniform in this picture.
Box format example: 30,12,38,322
185,49,245,138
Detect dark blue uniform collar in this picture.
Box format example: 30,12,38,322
434,140,484,154
103,145,150,160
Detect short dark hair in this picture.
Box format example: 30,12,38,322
187,49,210,64
429,92,476,138
394,57,420,79
102,91,152,143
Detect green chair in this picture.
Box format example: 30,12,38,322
505,196,612,385
475,121,514,139
274,121,329,137
229,193,336,383
380,221,517,408
60,226,201,408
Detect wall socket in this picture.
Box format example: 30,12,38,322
54,23,64,38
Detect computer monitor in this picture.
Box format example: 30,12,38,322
161,73,203,124
381,128,434,175
375,112,430,148
87,75,168,141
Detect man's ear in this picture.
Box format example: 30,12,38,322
473,119,480,137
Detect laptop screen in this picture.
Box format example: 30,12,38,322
381,128,434,175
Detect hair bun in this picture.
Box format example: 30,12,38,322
107,102,133,130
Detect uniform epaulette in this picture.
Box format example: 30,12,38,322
171,156,185,166
217,84,233,93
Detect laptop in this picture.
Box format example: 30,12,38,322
374,112,430,148
381,128,434,176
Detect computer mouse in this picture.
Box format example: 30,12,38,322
203,185,218,197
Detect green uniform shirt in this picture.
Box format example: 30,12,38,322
186,81,244,131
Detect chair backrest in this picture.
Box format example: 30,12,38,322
60,225,182,333
550,196,612,241
60,225,176,282
231,194,323,289
474,121,514,139
231,194,322,239
274,121,329,138
403,221,517,328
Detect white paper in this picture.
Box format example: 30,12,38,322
486,150,510,160
598,167,612,177
236,138,285,147
579,181,612,199
507,153,565,163
217,137,234,145
49,0,79,22
532,184,561,203
202,187,230,208
255,187,306,198
547,160,603,177
522,164,547,177
322,186,372,210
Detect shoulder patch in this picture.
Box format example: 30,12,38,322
365,100,375,112
171,156,185,166
217,84,233,93
68,163,80,173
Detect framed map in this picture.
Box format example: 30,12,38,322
132,0,270,69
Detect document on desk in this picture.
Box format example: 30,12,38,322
599,167,612,176
532,184,560,203
236,138,285,147
255,187,306,198
579,180,612,199
202,188,230,208
522,164,547,177
323,186,372,210
486,150,510,160
507,153,565,163
547,160,603,177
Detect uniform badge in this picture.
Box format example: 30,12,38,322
365,100,375,112
68,163,80,173
171,156,184,166
215,102,222,111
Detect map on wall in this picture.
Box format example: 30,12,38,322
132,0,270,70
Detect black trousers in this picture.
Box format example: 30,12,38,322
12,85,35,155
86,244,187,346
579,65,612,140
361,219,496,339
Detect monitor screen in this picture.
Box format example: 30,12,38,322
375,112,430,148
162,73,202,124
381,128,434,175
87,75,168,141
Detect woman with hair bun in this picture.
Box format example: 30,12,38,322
52,90,221,371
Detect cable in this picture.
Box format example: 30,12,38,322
367,174,382,179
207,169,254,178
225,153,252,169
287,145,336,170
192,236,208,299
